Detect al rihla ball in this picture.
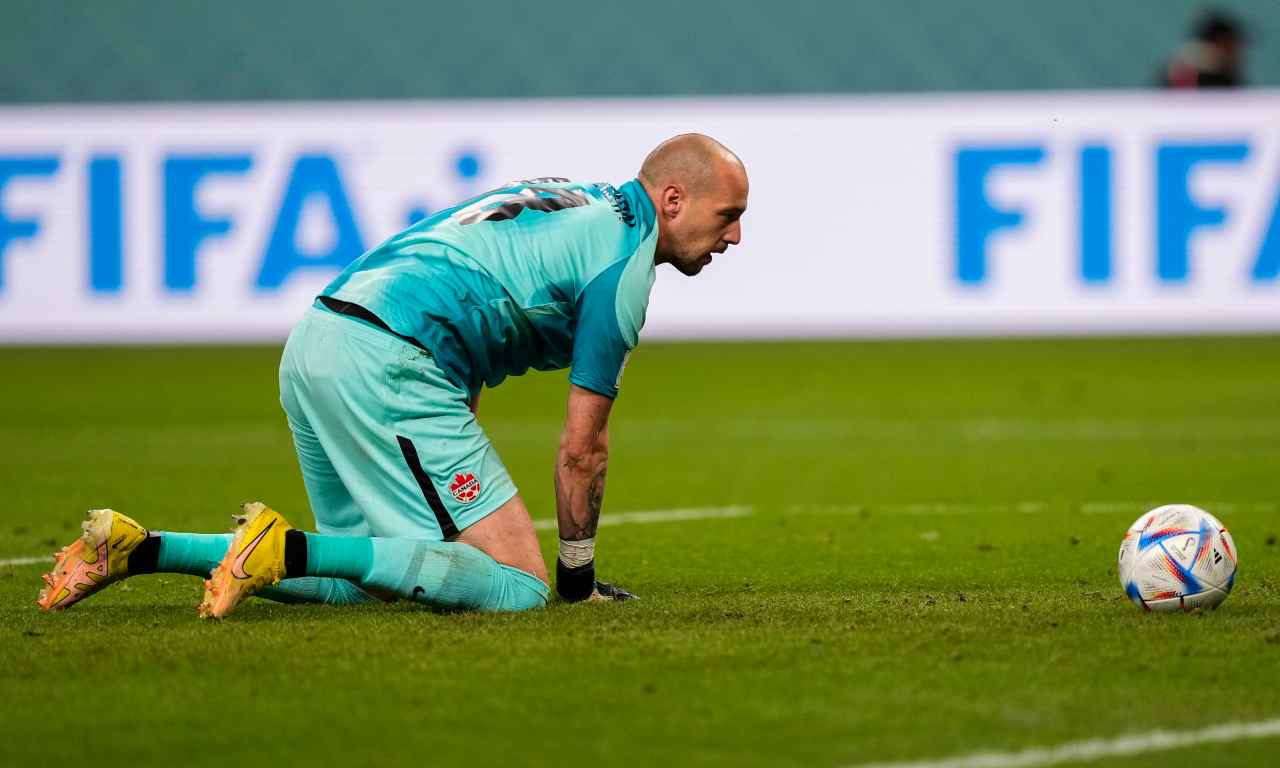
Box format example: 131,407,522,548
1118,504,1237,612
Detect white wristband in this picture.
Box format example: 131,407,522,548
558,537,596,569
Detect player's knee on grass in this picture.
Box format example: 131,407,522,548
365,539,549,612
489,563,551,612
301,532,548,612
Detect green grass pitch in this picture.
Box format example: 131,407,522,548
2,337,1279,767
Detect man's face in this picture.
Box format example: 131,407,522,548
663,165,748,276
1213,35,1241,70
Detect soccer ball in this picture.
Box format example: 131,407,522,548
1117,504,1237,612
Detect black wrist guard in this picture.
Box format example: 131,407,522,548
556,558,596,602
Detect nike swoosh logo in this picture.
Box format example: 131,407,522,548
230,519,276,580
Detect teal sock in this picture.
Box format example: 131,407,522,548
303,532,374,580
153,532,232,577
259,577,380,606
151,532,377,606
302,532,548,612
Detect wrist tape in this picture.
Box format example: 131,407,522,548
558,537,595,569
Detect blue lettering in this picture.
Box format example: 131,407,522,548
1155,142,1248,282
256,154,364,290
0,156,60,292
163,154,252,291
1079,145,1112,283
954,146,1045,284
88,155,123,293
1252,181,1280,282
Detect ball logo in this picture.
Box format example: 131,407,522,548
449,472,480,504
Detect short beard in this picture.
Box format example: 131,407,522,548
673,257,705,276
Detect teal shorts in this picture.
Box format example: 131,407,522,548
278,305,518,540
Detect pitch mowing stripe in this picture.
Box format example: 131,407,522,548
849,718,1280,768
1080,501,1279,515
0,507,753,567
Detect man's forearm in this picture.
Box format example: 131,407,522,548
554,447,607,601
555,448,607,541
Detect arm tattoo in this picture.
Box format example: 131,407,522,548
585,465,606,538
557,455,607,541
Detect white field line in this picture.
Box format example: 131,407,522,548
482,418,1280,444
787,502,1279,517
849,717,1280,768
0,507,753,567
786,503,1049,516
532,505,752,531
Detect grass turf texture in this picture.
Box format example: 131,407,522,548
2,337,1279,767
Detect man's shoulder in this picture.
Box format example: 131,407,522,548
530,178,653,240
370,178,654,291
535,180,648,246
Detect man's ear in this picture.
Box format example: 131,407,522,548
662,184,683,218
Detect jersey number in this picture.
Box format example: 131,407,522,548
454,182,590,226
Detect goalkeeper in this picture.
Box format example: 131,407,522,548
38,134,748,618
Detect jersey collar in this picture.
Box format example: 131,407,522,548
618,178,657,238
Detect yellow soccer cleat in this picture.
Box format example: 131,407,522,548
37,509,149,611
198,502,291,620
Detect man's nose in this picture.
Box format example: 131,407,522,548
724,221,742,245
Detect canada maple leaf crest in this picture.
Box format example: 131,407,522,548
449,472,480,503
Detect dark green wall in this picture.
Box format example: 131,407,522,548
3,0,1277,102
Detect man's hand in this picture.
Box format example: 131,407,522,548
556,557,639,603
588,581,639,602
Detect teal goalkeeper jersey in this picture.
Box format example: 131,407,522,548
318,178,658,401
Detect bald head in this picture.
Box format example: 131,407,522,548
639,134,748,277
638,134,745,196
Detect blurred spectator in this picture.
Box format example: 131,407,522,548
1160,9,1248,88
